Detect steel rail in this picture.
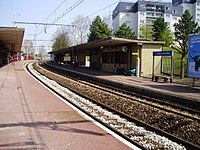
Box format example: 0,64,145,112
25,62,146,150
34,62,200,149
44,62,200,116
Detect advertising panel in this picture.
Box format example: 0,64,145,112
188,34,200,78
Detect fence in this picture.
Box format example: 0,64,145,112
162,57,187,76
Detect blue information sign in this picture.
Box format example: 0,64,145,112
188,34,200,78
153,51,173,56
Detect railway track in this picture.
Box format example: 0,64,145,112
45,62,200,115
28,62,200,149
43,62,200,119
77,80,200,121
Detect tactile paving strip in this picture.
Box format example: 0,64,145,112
48,111,87,124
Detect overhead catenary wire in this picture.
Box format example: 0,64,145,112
21,0,120,52
51,0,85,24
14,21,74,27
42,0,68,23
34,0,84,37
31,0,68,48
18,0,84,53
81,1,119,21
26,0,118,36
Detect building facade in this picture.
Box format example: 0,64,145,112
172,0,200,25
0,27,24,66
49,37,164,77
112,0,183,37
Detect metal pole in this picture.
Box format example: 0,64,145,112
152,55,155,81
170,51,174,83
136,54,140,77
192,78,195,87
127,47,131,70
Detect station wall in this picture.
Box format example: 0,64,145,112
75,43,162,76
140,44,162,77
101,45,127,72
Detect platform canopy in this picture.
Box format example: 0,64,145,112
48,36,164,55
0,27,25,53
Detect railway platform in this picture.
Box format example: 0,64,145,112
0,61,136,150
45,62,200,111
50,62,200,102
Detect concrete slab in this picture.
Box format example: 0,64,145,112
0,61,134,150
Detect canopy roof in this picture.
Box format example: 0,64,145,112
49,36,164,55
0,27,25,53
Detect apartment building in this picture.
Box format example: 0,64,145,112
172,0,200,25
112,0,183,37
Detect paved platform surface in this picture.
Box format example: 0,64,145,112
0,61,135,150
66,65,200,102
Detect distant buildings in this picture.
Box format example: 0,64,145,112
112,0,199,38
172,0,200,25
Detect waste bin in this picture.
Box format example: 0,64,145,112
127,69,136,76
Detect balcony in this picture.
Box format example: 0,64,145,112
155,9,164,13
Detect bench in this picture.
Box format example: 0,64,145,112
154,76,168,83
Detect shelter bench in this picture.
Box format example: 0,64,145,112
154,76,168,83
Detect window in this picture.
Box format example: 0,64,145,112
146,5,155,11
125,6,131,10
166,7,170,10
173,9,178,13
166,14,170,18
140,20,144,24
115,52,127,64
102,52,127,64
126,14,131,17
146,20,154,25
156,6,163,10
146,13,154,17
167,22,170,26
102,52,115,63
140,12,144,16
156,13,162,17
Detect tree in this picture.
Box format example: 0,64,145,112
88,16,112,42
52,27,71,51
114,23,137,39
71,15,90,44
22,40,35,57
173,10,200,79
139,24,154,40
38,45,46,60
158,28,173,47
153,18,168,41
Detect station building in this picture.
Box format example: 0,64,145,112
49,37,164,77
0,27,24,66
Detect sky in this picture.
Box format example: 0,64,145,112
0,0,124,53
0,0,170,53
